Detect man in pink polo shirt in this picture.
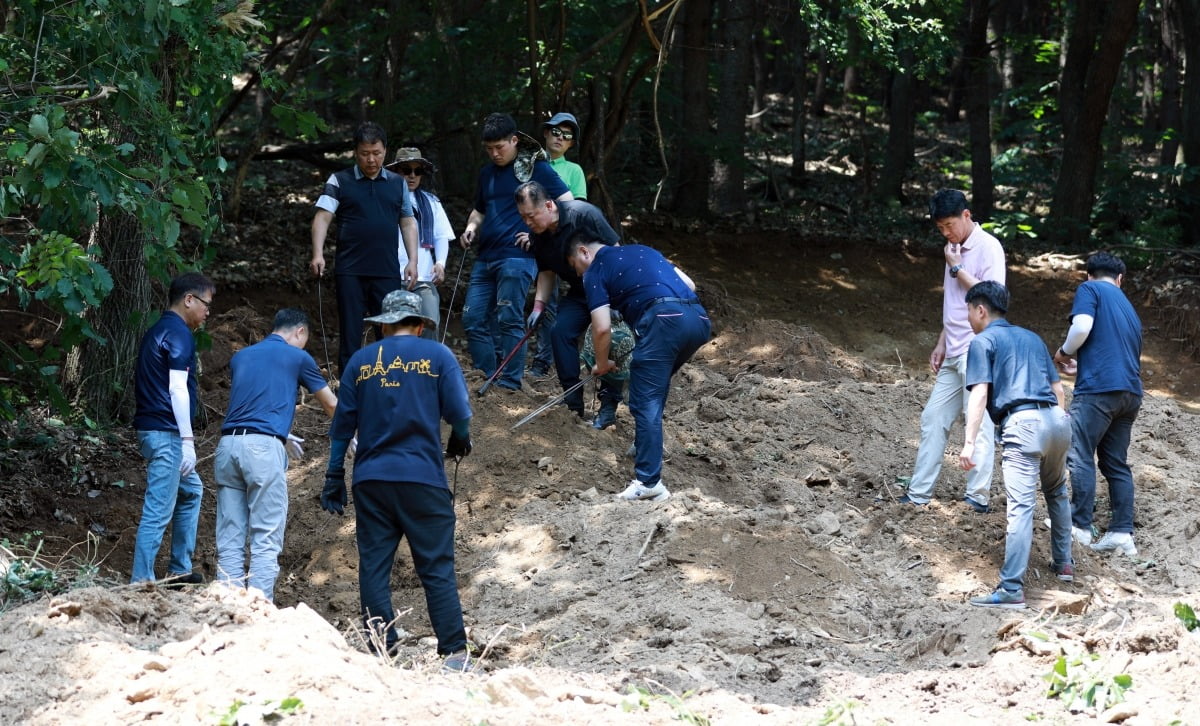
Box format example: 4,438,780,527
900,189,1006,512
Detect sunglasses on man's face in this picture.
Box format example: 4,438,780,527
397,166,425,177
548,127,574,141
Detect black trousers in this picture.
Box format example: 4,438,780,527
335,274,405,373
354,480,466,655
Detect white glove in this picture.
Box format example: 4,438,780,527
286,434,305,459
348,436,358,459
180,439,197,477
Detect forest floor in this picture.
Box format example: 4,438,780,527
2,164,1199,725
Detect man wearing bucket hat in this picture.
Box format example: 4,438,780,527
388,147,453,340
514,180,623,427
321,289,475,671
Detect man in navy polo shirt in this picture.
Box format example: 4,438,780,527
321,290,475,671
131,272,215,585
214,309,337,601
514,180,622,425
958,281,1072,609
1052,252,1143,557
310,121,419,374
459,112,571,391
568,238,711,502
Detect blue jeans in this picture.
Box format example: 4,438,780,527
461,257,537,390
132,430,203,582
628,301,711,486
908,353,995,506
1067,390,1141,533
354,480,467,655
552,295,623,406
214,433,289,601
997,407,1072,593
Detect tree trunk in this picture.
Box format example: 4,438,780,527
1175,0,1200,246
1049,0,1141,247
66,211,151,422
672,0,713,216
964,0,995,220
1158,0,1183,167
875,53,915,204
713,0,752,214
790,17,810,183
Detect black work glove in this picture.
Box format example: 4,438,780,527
446,432,472,459
321,469,347,515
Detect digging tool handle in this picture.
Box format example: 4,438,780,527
511,375,594,430
477,326,537,396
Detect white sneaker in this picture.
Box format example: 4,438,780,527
1071,526,1094,547
1090,531,1137,557
616,479,670,502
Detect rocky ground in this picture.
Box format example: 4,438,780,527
2,169,1199,724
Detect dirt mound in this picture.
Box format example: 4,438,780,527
3,222,1200,723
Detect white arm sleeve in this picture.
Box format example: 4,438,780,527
168,368,194,439
1061,314,1094,356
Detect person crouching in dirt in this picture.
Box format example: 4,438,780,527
958,281,1073,609
567,235,711,502
514,180,623,426
320,290,476,672
214,309,337,602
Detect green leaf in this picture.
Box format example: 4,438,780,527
25,142,48,166
29,114,50,140
1113,673,1132,688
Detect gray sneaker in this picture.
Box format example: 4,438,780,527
1090,531,1137,557
969,587,1025,610
616,479,670,502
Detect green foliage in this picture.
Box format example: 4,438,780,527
982,211,1039,245
0,0,251,419
1175,602,1199,631
1043,653,1132,714
214,696,303,725
621,684,710,725
810,699,859,726
0,531,103,612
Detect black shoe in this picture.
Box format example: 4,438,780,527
162,571,204,589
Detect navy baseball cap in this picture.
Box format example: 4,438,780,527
542,112,580,138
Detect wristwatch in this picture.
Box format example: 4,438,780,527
949,264,963,278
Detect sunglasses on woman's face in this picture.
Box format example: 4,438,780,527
397,166,425,176
548,127,574,141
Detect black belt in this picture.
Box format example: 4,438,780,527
648,296,701,307
1002,401,1054,421
223,428,286,445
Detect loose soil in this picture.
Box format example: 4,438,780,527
2,174,1199,725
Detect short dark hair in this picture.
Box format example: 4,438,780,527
167,272,214,306
354,122,387,148
965,280,1009,315
1086,252,1126,279
564,231,602,263
273,308,309,332
515,180,550,206
482,112,517,142
929,189,969,221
